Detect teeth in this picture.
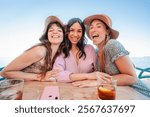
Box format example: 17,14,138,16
71,36,78,40
52,35,60,38
72,37,78,40
92,33,99,36
92,34,99,39
93,35,97,38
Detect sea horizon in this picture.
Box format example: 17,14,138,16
1,56,150,69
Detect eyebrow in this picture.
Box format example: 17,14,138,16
95,22,103,26
70,27,82,30
49,27,62,30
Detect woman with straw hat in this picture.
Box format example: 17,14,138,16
72,14,137,87
1,16,66,81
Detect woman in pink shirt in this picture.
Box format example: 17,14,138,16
53,18,111,83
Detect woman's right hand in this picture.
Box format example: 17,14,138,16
37,69,60,82
72,80,97,87
87,71,112,83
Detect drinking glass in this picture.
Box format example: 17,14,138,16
0,79,24,100
97,77,117,100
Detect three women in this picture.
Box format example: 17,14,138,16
1,14,137,86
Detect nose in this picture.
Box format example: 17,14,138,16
53,30,57,34
52,29,59,34
72,31,78,37
90,28,95,34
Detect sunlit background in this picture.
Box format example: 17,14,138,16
0,0,150,67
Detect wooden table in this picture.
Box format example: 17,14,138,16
22,79,150,100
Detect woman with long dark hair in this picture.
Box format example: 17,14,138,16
1,16,66,81
53,18,97,82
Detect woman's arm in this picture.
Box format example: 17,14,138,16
1,46,46,81
53,56,91,82
70,72,111,82
53,54,72,82
70,73,92,81
72,56,137,87
105,40,138,85
113,55,138,85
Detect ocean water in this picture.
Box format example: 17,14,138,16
1,56,149,68
0,57,13,67
131,56,150,68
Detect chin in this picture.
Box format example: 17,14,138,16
52,42,61,45
93,42,98,45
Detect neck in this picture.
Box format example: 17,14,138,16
51,44,60,59
97,40,106,54
71,44,78,51
71,44,79,59
97,40,106,72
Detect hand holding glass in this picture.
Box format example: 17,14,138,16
97,76,117,100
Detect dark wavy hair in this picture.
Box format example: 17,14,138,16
65,18,87,59
39,21,66,72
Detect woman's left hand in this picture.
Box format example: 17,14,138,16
72,80,97,87
41,69,59,82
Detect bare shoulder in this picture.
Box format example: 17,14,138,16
27,45,47,58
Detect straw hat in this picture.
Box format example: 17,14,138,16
43,16,64,33
84,14,119,39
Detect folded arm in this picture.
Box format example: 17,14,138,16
1,46,46,81
113,55,138,85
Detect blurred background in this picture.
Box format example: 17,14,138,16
0,0,150,68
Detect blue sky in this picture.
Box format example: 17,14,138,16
0,0,150,65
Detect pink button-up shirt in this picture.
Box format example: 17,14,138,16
53,45,97,82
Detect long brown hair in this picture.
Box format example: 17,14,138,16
39,21,65,70
27,21,66,75
98,26,111,72
98,43,105,72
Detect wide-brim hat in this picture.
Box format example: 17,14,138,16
84,14,119,39
43,16,64,33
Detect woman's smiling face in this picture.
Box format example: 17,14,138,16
68,22,82,45
48,23,64,45
89,20,108,45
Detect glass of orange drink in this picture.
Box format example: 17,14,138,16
97,78,117,100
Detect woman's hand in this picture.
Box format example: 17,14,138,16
95,71,112,83
40,69,60,82
72,80,97,87
87,71,112,81
72,72,112,87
